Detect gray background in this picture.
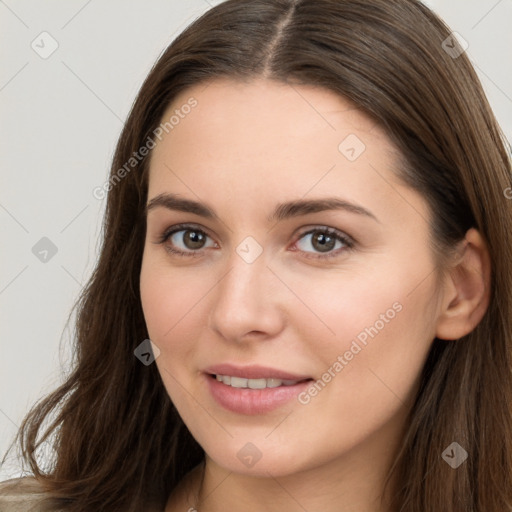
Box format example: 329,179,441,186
1,0,511,479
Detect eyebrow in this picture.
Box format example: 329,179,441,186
146,193,379,223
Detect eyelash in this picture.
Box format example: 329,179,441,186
155,222,355,260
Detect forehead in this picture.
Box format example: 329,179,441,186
160,78,385,148
149,78,398,180
145,78,425,229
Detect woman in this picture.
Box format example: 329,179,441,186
1,0,511,510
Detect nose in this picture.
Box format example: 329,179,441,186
208,247,286,343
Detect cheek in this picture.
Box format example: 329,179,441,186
140,260,205,407
140,255,207,343
279,254,438,397
268,265,437,465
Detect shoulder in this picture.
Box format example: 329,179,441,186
0,476,163,512
0,477,57,512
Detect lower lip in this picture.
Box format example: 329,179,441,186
205,374,312,415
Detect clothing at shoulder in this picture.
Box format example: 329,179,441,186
0,477,163,512
0,477,61,512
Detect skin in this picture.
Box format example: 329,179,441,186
139,78,491,512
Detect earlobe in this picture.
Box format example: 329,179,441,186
435,228,491,341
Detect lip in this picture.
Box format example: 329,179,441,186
204,364,311,381
203,364,313,415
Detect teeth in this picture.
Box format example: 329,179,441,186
266,378,282,388
215,374,300,389
230,376,248,388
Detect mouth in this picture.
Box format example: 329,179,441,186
203,364,314,415
210,373,311,389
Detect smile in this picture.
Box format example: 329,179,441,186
214,374,302,389
205,368,314,415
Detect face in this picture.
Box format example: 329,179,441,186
140,78,444,478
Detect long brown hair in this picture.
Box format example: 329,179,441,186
3,0,512,510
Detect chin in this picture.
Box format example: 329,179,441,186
200,435,315,478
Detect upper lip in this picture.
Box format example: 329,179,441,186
204,364,312,381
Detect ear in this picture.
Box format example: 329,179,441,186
435,228,491,341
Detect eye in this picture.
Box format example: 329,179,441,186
293,227,354,259
156,223,217,257
155,223,354,260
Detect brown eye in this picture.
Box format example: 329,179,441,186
161,226,216,255
182,230,207,249
311,232,336,252
294,227,353,258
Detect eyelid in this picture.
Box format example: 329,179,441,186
293,225,355,244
